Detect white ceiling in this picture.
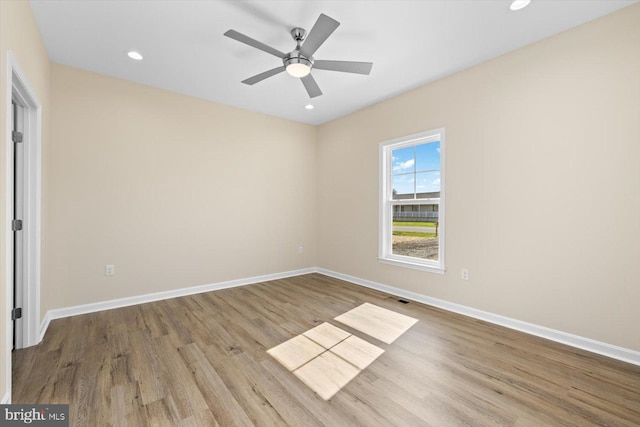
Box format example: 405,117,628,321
29,0,636,125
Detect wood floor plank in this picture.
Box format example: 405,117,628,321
129,327,171,406
153,335,210,420
259,357,350,426
11,273,640,426
179,409,219,427
199,343,294,426
144,396,181,426
234,351,326,427
177,343,254,427
110,384,147,427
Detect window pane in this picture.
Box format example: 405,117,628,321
392,142,440,200
391,214,439,261
392,174,414,200
416,171,441,198
392,203,439,221
415,141,440,172
391,146,415,175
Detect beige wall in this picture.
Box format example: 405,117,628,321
317,5,640,351
0,0,51,402
44,64,317,313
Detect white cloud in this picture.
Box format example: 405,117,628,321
392,158,414,172
436,147,441,153
432,178,441,186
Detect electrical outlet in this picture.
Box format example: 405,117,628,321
461,268,469,281
105,264,115,276
298,246,304,254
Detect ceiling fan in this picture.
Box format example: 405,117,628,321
224,13,373,98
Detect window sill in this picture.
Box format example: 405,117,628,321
378,257,445,274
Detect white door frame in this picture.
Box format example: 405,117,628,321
12,97,25,350
4,51,42,401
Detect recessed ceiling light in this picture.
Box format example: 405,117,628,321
305,104,314,110
510,0,531,11
127,51,143,61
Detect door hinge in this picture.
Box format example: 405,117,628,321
12,131,23,143
12,219,23,231
11,307,22,321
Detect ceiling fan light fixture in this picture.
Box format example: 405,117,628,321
284,57,312,78
286,63,311,78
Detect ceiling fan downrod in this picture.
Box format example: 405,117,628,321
284,27,314,76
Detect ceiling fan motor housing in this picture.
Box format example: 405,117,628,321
283,51,314,70
284,27,313,71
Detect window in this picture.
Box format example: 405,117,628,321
379,128,445,273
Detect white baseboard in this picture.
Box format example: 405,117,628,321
40,267,316,337
34,266,640,367
316,268,640,366
38,311,51,344
1,391,9,404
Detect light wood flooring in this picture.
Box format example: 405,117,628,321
12,273,640,426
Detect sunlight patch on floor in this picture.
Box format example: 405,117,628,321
335,302,418,344
268,303,418,400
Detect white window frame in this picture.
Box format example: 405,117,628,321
379,128,445,274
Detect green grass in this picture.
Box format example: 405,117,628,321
392,231,437,238
392,221,437,227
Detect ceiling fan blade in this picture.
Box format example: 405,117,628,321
241,66,286,85
300,14,340,58
301,74,322,98
313,60,373,75
224,29,286,59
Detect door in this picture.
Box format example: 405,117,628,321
12,99,24,349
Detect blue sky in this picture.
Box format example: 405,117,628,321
392,141,440,197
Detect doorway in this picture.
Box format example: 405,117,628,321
5,53,43,360
11,99,25,349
